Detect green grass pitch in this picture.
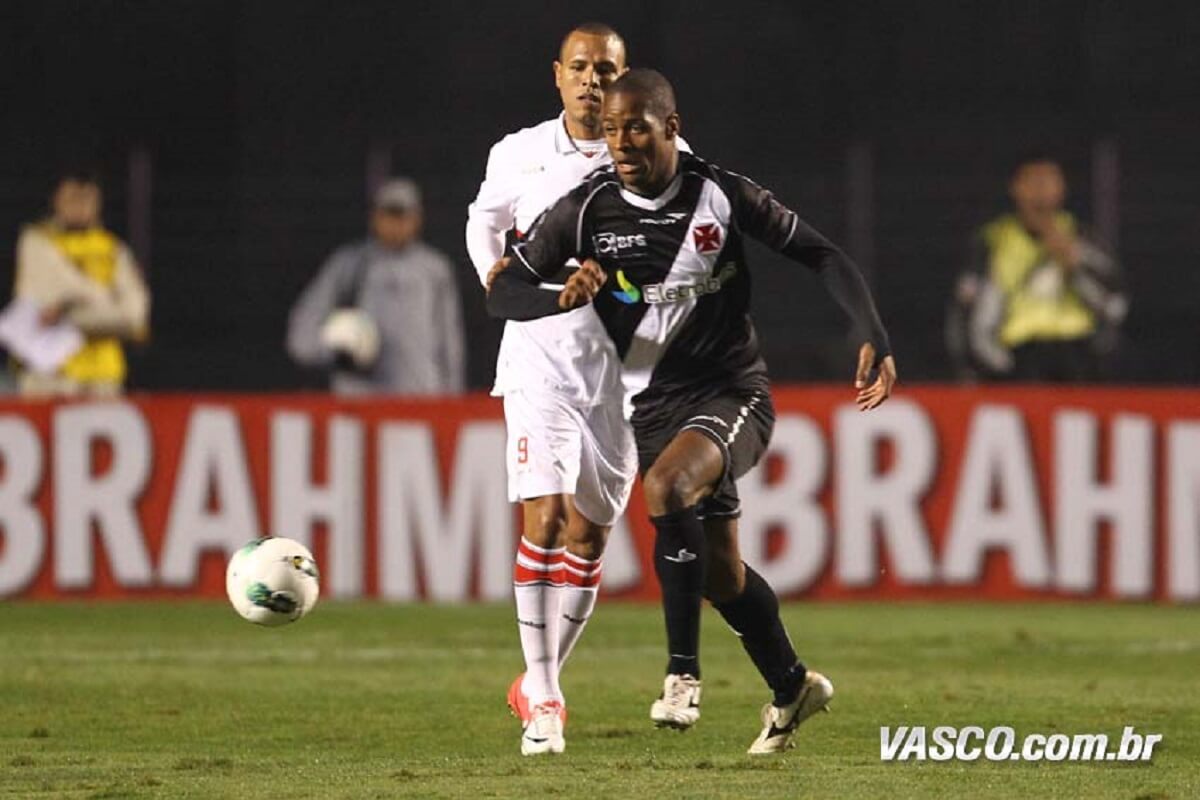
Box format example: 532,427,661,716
1,601,1197,799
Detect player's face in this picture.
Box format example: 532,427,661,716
602,90,680,196
554,32,626,136
1010,161,1066,222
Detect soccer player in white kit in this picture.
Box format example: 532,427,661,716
466,22,639,756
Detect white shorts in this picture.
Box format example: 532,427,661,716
502,390,637,526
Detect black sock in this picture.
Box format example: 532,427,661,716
652,507,707,678
712,564,807,706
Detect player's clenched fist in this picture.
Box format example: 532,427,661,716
559,259,607,309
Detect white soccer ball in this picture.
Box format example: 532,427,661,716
225,537,320,626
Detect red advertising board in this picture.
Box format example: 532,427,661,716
1,386,1197,602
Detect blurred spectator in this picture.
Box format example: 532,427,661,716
287,177,465,395
11,169,150,397
952,157,1126,382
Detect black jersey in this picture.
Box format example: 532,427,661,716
492,151,890,425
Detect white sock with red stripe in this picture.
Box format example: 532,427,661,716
558,551,602,666
513,537,565,706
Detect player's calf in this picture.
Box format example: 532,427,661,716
711,563,799,702
559,550,602,666
652,507,707,677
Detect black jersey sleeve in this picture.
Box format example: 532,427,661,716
509,190,585,280
718,167,892,360
486,264,566,320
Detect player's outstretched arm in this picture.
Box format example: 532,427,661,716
719,168,891,356
717,167,896,407
809,248,897,409
773,214,898,406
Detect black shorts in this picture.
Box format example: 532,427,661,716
633,388,775,519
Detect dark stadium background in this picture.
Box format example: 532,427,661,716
1,0,1197,391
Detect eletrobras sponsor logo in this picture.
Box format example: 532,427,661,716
643,263,737,304
611,264,736,305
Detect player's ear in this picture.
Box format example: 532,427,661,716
553,60,564,89
665,113,681,140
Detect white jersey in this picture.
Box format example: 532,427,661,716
467,114,619,406
467,114,690,407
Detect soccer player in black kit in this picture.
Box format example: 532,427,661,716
488,69,897,753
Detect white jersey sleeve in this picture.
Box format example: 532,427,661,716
465,138,518,286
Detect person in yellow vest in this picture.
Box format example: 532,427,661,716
962,156,1125,381
13,170,150,397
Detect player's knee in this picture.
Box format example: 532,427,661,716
643,463,703,513
523,496,568,547
563,504,609,560
566,540,604,562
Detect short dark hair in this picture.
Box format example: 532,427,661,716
608,68,677,121
1012,152,1061,176
560,22,626,59
54,165,102,190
